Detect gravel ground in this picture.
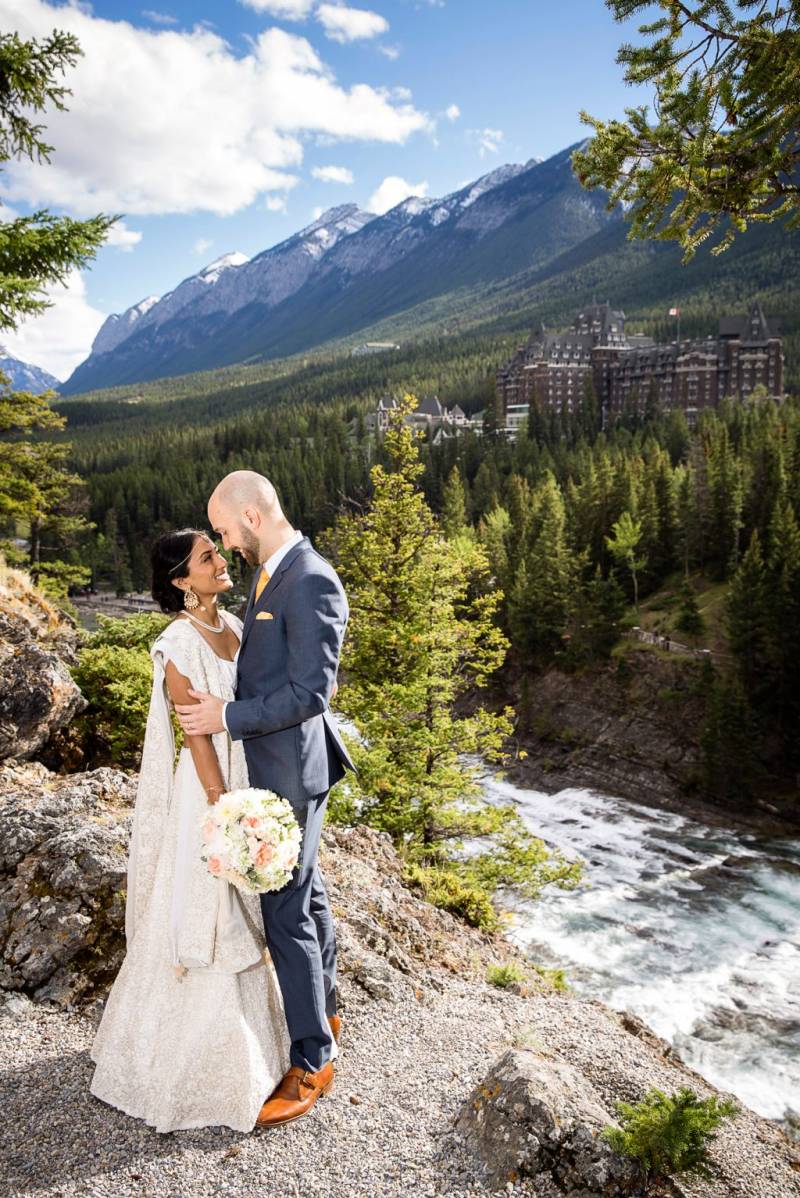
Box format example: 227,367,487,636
2,969,798,1198
2,811,798,1198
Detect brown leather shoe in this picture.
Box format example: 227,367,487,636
255,1062,334,1129
328,1013,341,1043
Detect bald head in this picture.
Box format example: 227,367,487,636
211,470,281,518
209,470,294,567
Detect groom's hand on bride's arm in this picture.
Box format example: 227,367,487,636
175,690,225,735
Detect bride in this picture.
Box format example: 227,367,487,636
89,527,291,1133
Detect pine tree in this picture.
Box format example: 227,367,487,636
0,28,113,595
675,578,704,639
574,2,800,258
321,394,580,915
508,474,580,658
440,464,469,539
726,531,770,701
320,394,512,846
707,422,744,579
701,680,758,806
764,499,800,763
565,567,627,667
0,30,114,330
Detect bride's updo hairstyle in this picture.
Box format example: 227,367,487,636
151,528,208,613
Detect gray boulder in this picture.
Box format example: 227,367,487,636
0,761,135,1005
456,1047,641,1194
0,573,85,760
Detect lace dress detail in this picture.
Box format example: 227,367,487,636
89,611,290,1133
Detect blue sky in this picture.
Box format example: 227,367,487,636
0,0,651,377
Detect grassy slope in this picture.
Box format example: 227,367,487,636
617,572,732,661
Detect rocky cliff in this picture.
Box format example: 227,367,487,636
498,648,799,835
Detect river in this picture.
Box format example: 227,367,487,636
483,774,800,1138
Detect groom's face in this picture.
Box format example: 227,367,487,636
209,500,262,567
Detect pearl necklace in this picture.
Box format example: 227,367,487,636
181,610,225,634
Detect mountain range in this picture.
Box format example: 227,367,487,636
0,349,61,394
60,141,799,396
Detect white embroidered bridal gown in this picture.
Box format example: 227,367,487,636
89,610,291,1133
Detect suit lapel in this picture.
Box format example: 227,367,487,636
240,537,310,651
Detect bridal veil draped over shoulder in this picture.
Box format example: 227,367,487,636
89,611,290,1133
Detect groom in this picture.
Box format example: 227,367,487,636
175,469,355,1128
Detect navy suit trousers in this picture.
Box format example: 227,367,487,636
259,791,336,1074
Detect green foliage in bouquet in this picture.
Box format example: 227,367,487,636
72,612,171,768
602,1085,739,1189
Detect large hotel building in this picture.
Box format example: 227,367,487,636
496,301,784,432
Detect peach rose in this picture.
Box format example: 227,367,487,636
255,842,274,867
207,855,222,876
202,819,216,842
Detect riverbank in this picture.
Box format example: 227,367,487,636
487,650,799,839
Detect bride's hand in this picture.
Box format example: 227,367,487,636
206,784,225,805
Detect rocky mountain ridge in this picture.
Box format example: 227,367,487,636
0,348,62,392
61,145,616,393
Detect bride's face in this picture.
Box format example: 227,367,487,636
175,536,233,600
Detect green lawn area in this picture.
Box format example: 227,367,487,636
621,572,731,657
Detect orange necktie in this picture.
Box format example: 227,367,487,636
254,567,270,603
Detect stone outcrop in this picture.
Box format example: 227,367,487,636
456,1047,641,1195
0,569,85,761
0,761,135,1004
504,651,706,807
0,759,519,1009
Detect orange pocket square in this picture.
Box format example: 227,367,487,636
255,611,274,620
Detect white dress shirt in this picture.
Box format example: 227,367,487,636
221,530,303,734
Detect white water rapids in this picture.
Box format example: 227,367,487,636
483,775,800,1135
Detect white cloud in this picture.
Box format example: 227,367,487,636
311,205,324,219
444,103,460,121
105,220,142,251
193,237,213,255
367,175,428,214
242,0,315,15
316,4,389,43
1,2,429,218
265,194,288,211
2,271,107,382
470,127,504,157
312,164,354,184
141,9,178,24
378,44,400,60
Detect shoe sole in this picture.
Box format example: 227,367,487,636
255,1081,334,1130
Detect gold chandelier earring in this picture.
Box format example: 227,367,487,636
183,586,200,611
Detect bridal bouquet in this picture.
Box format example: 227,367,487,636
200,787,302,895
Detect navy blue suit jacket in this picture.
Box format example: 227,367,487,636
225,537,355,803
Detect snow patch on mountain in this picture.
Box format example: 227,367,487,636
91,296,160,356
0,348,62,391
